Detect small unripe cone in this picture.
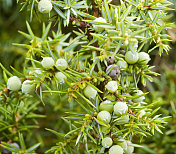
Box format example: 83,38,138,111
83,85,97,99
38,0,52,14
97,111,111,124
105,81,118,93
133,90,145,103
22,80,35,94
7,76,21,91
107,56,115,64
125,51,139,64
102,137,113,148
56,58,68,70
114,102,128,116
106,65,120,79
93,78,97,82
116,60,128,71
94,111,98,116
41,57,55,69
93,17,107,32
109,145,124,154
55,72,67,84
86,76,91,80
138,52,151,65
99,100,113,113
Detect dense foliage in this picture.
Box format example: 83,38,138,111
0,0,175,153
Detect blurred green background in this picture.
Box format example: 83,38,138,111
0,0,176,153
